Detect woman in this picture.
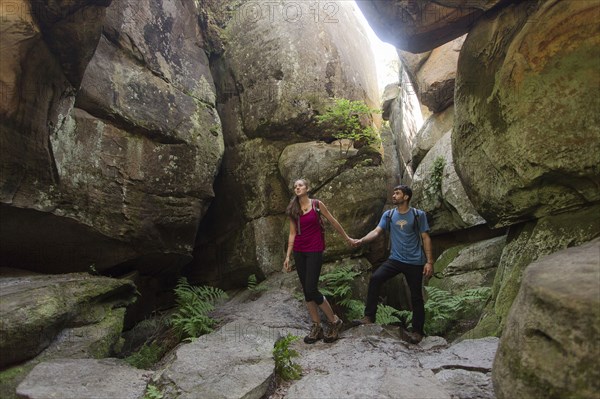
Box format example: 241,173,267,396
283,178,354,343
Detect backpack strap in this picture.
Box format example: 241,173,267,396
412,208,426,258
385,208,395,252
312,199,325,232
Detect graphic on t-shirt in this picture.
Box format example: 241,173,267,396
396,219,408,230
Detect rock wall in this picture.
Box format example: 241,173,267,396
361,4,600,396
453,0,600,228
1,0,224,275
380,67,422,187
383,32,486,237
191,1,385,288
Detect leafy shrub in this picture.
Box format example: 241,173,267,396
273,334,302,381
316,98,381,155
169,278,228,340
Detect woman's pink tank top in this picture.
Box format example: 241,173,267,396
293,208,324,252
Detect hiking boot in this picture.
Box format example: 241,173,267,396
351,316,373,327
304,322,324,344
323,316,343,343
405,331,424,344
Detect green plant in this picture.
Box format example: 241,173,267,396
425,156,446,201
375,304,404,325
125,342,166,369
319,265,364,320
144,384,163,399
247,274,267,293
273,334,302,381
319,266,359,300
169,278,228,340
344,299,366,321
423,286,491,336
316,98,381,155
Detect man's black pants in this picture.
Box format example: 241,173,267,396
364,259,425,335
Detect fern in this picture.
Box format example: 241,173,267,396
395,309,413,328
273,334,302,381
247,274,267,293
424,286,491,336
375,304,404,325
169,278,228,340
144,384,163,399
319,266,362,318
248,274,258,290
319,265,360,300
341,299,365,321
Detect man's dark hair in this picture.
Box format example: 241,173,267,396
393,184,412,201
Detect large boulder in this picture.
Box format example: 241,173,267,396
0,270,135,368
1,0,224,274
397,50,431,91
156,322,275,399
279,141,359,191
453,0,600,228
470,204,600,338
357,1,507,52
1,0,109,209
16,359,149,399
414,35,465,113
412,132,486,234
429,236,506,295
382,68,423,186
412,105,454,170
493,238,600,399
190,137,290,288
222,1,379,139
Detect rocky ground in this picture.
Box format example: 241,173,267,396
15,272,498,398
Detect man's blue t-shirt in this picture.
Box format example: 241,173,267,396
377,207,429,265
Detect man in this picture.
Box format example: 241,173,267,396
351,185,434,343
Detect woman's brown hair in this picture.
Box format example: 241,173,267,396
285,179,307,220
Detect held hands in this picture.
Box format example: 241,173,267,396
346,237,362,248
352,238,363,248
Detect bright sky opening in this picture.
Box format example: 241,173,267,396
352,1,400,95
